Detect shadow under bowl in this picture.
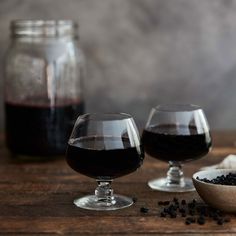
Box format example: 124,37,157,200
192,169,236,213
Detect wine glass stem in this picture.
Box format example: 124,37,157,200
166,162,185,186
95,180,116,206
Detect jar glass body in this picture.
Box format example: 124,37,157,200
4,20,85,160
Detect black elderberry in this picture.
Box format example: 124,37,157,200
197,173,236,185
155,198,231,227
160,212,166,217
170,212,177,218
181,199,186,205
185,219,191,225
132,197,138,203
140,207,149,213
163,207,169,213
163,201,170,206
197,216,205,225
189,210,195,216
179,208,186,213
217,218,224,225
173,197,178,203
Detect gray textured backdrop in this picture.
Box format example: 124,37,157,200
1,0,236,130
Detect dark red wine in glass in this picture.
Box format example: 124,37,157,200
67,136,142,179
66,113,144,211
142,104,212,192
142,124,211,163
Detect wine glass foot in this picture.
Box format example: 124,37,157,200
148,177,195,192
73,194,133,211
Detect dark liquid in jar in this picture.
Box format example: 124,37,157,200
5,100,84,156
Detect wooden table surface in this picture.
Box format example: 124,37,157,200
0,131,236,235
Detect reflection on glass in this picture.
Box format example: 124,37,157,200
142,104,212,192
66,113,144,210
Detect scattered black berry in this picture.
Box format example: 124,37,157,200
132,197,138,203
192,199,197,204
153,198,231,226
209,211,214,218
218,211,223,217
163,201,170,206
140,207,149,213
174,202,180,208
217,218,224,225
185,219,191,225
181,199,186,205
179,208,186,213
189,210,195,216
197,216,205,225
188,202,195,209
164,207,169,213
172,205,178,211
170,212,177,218
173,197,178,203
160,212,166,217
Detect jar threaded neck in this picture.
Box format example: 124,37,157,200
11,20,78,38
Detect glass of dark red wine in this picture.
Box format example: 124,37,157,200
142,104,212,192
66,113,144,210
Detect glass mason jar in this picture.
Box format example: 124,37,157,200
4,20,85,160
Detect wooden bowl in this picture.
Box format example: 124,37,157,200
192,169,236,212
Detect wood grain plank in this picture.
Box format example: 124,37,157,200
0,216,235,235
0,132,235,235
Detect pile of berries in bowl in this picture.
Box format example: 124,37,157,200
193,169,236,212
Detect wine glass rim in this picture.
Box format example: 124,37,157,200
153,104,202,112
78,112,133,121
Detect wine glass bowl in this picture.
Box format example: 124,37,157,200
142,104,212,192
66,113,144,210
